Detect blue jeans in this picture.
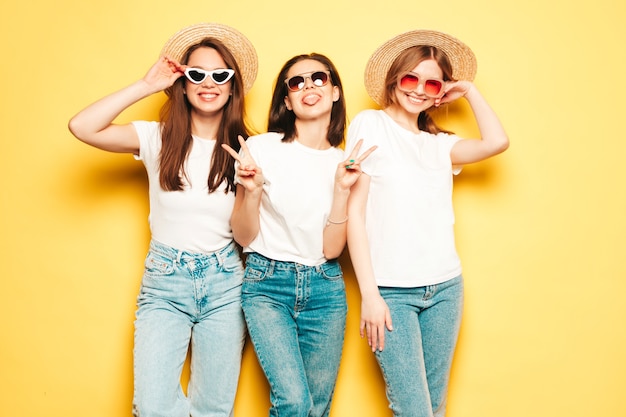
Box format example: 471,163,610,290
132,240,245,417
241,252,348,417
376,276,464,417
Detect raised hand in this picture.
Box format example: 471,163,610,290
435,80,473,106
336,139,377,190
141,56,186,93
221,135,264,192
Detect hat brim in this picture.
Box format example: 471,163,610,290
161,23,258,94
364,30,477,105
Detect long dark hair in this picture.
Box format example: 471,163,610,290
158,38,252,193
267,53,346,147
383,45,454,134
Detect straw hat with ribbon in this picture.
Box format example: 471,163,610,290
364,30,477,105
161,23,258,94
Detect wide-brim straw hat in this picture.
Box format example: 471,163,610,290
161,23,258,94
364,30,477,105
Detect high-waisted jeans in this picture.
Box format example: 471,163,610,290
241,252,348,417
132,240,245,417
376,275,464,417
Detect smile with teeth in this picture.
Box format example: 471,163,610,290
199,92,218,100
406,94,428,104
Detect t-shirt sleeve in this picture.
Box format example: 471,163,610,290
131,121,161,165
436,132,463,175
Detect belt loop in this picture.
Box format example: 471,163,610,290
215,249,224,268
268,259,275,276
176,250,183,265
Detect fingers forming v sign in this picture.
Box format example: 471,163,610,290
337,139,377,190
221,136,264,191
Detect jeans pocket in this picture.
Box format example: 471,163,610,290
144,251,174,279
320,261,343,281
243,263,268,282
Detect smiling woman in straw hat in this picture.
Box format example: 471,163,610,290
68,23,257,417
345,29,509,416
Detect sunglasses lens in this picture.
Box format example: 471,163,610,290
399,74,419,91
211,70,233,84
186,69,207,83
425,79,443,96
287,76,305,92
311,71,329,87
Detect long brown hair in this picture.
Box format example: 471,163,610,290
159,38,252,193
383,45,454,134
267,53,346,147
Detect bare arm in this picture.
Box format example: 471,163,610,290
323,140,377,259
437,82,509,165
230,184,263,246
322,185,350,259
347,173,393,352
222,136,264,247
68,57,184,154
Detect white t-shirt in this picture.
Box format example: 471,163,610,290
237,132,343,266
346,110,462,287
133,121,235,253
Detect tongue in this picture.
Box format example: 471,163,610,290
303,94,321,105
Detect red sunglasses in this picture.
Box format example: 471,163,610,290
397,72,445,98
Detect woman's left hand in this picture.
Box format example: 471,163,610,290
222,136,265,192
335,139,377,190
435,80,474,106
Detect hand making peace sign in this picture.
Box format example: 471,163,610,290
335,139,377,190
222,136,265,193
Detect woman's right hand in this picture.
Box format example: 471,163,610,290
360,293,393,352
222,135,265,193
141,56,185,93
68,56,187,154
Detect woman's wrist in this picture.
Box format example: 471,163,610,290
325,216,348,227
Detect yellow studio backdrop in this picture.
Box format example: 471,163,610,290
1,0,625,416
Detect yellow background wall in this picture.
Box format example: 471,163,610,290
1,0,625,416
